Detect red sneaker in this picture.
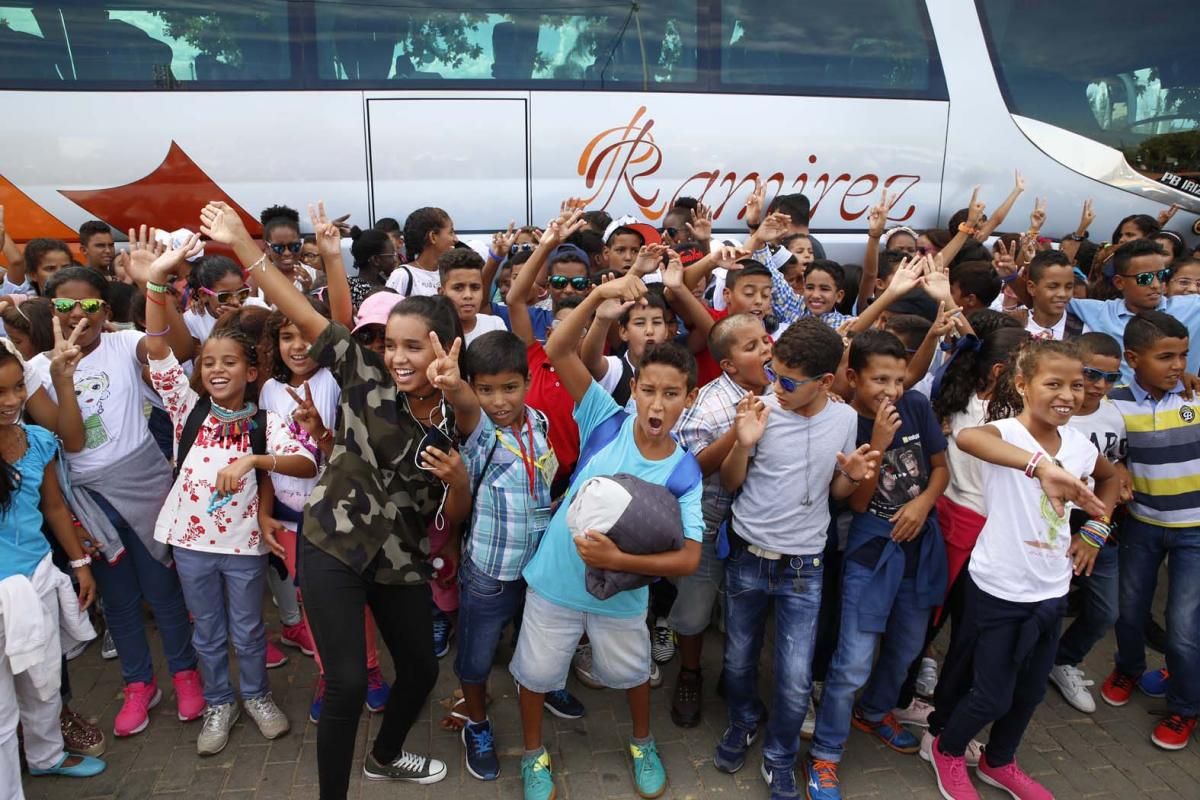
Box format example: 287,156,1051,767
976,753,1052,799
1151,714,1197,751
114,680,161,737
281,621,316,656
929,735,980,800
172,669,205,722
266,639,289,669
1100,669,1137,707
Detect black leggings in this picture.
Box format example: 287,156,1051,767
299,536,438,800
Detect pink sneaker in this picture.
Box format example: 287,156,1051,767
266,639,289,669
281,621,316,656
114,680,162,737
930,735,981,800
977,752,1053,799
173,669,205,722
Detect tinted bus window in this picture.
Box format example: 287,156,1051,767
0,3,291,86
720,0,945,97
312,1,697,86
978,0,1199,178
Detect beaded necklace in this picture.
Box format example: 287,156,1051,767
210,401,259,442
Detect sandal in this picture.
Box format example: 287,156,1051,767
438,689,492,732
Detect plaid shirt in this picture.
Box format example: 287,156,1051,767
752,245,854,330
462,407,555,581
674,373,750,530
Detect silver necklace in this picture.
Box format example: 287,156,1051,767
800,416,813,506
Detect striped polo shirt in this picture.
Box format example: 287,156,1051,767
1108,381,1200,528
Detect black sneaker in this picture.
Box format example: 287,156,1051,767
363,750,448,784
671,668,702,728
544,688,586,719
462,719,500,781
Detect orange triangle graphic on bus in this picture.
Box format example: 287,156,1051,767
0,174,76,243
59,141,262,238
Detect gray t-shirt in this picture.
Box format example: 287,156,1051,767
732,394,858,555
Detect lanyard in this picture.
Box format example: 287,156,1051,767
494,414,552,498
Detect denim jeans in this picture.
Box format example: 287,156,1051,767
810,560,930,763
455,556,526,685
667,526,725,637
86,490,196,685
722,546,823,770
1114,517,1200,717
173,548,270,706
1055,543,1118,667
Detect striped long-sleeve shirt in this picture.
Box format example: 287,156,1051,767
1108,381,1200,528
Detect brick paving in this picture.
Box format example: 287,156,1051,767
21,594,1198,800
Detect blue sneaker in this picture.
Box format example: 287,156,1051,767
366,667,389,713
432,610,453,659
462,719,500,781
521,749,555,800
1140,668,1169,698
28,753,106,778
851,709,920,754
630,738,667,799
544,689,585,720
713,722,759,773
803,758,840,800
760,761,799,800
308,678,325,724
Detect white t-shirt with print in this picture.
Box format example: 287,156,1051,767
463,314,508,347
969,418,1098,603
385,264,441,298
1066,399,1126,489
30,330,153,472
149,353,315,555
258,368,341,514
183,309,217,343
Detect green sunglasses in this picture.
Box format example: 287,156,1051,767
1122,269,1170,287
52,298,107,314
548,275,590,291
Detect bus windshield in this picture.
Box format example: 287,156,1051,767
978,0,1200,185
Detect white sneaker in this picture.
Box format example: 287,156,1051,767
892,697,934,728
919,730,982,767
915,657,938,698
100,629,118,660
650,661,663,689
572,643,603,689
197,703,240,756
244,693,290,740
800,702,816,740
1049,664,1097,713
811,680,824,707
651,617,676,664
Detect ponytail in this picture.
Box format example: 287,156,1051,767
986,338,1083,423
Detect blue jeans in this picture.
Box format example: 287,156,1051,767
810,560,930,763
1114,517,1200,716
722,547,823,770
1055,543,1118,667
455,557,526,685
87,490,196,685
173,548,270,706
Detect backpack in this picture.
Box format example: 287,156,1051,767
174,396,268,480
573,411,702,501
610,357,636,409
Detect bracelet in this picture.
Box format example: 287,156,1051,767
270,454,278,473
1024,451,1045,478
248,253,269,273
488,249,502,262
1079,518,1112,547
836,465,863,485
146,293,166,307
957,222,978,235
146,281,170,294
318,429,333,443
145,325,171,337
68,556,91,569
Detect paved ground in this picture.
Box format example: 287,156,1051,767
21,589,1198,800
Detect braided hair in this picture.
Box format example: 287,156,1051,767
987,338,1083,423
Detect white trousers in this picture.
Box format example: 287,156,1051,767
0,601,66,800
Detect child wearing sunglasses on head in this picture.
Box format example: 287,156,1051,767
261,205,317,292
36,257,204,740
437,247,507,346
184,256,250,344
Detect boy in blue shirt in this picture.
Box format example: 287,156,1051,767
805,330,948,799
453,330,586,781
511,274,704,800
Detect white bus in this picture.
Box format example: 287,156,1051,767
0,0,1195,258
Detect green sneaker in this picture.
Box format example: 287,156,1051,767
521,749,556,800
630,739,667,799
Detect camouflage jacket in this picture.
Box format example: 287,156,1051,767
302,323,451,585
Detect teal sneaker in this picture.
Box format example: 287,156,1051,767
521,749,556,800
630,738,667,799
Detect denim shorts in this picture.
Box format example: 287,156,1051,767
454,557,527,685
510,588,650,692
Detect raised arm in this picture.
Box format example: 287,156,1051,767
845,257,924,334
662,249,715,352
937,186,985,268
142,234,203,362
581,293,631,380
545,274,646,405
426,332,480,436
506,206,588,344
858,189,889,310
312,206,353,327
200,201,329,344
482,223,517,315
681,246,747,294
0,206,24,285
45,318,88,452
124,226,195,364
976,170,1025,241
1059,200,1095,266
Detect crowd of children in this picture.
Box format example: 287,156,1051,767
0,179,1197,800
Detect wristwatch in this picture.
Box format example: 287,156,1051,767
1064,232,1088,242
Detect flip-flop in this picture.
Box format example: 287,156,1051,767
28,753,107,777
438,689,492,732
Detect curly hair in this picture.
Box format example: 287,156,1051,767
932,313,1027,422
203,306,273,399
264,298,330,383
987,339,1082,423
260,204,301,241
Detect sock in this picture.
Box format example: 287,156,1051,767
523,746,546,761
631,735,654,747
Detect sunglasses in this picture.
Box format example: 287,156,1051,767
300,251,322,263
200,286,252,305
548,275,590,291
660,226,679,238
268,242,303,255
1122,269,1170,286
1083,367,1121,384
52,298,107,314
764,362,823,393
509,243,536,255
354,326,385,346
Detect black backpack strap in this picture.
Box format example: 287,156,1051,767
174,395,212,479
250,408,269,458
611,357,635,408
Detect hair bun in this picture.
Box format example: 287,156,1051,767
260,205,300,226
